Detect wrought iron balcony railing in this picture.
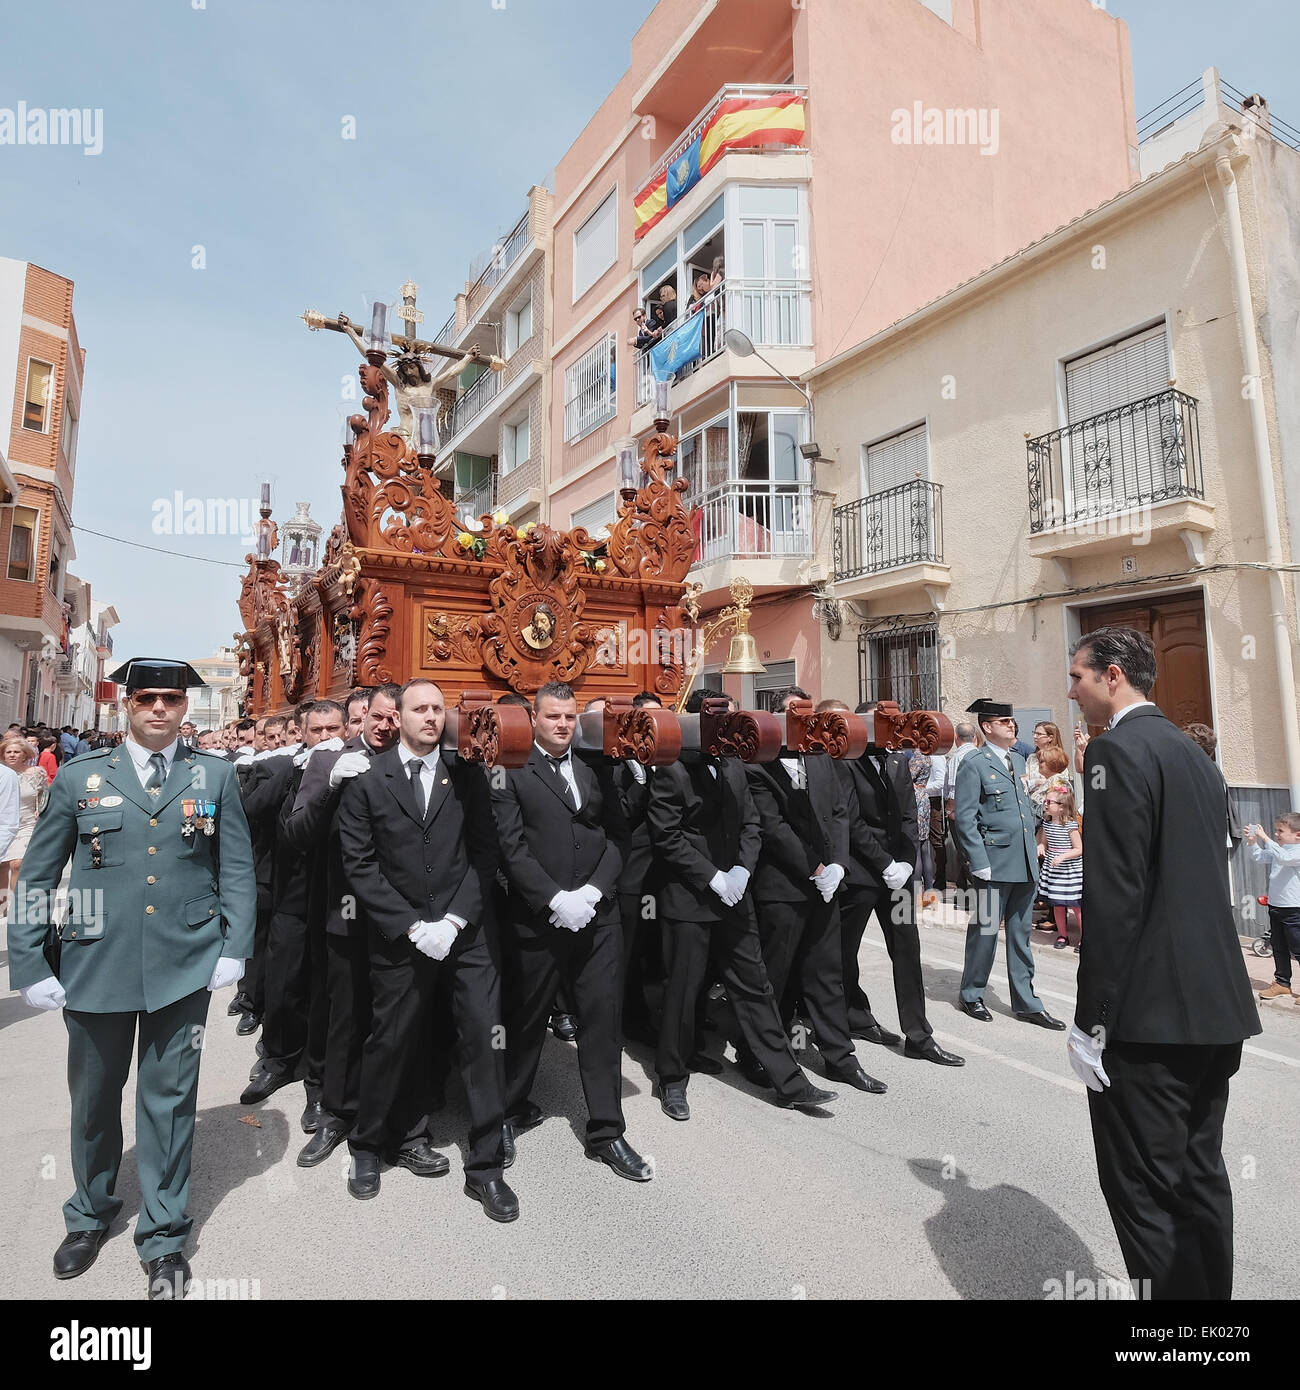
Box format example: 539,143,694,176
1026,388,1204,533
444,365,502,441
833,479,944,581
456,475,496,521
690,479,813,566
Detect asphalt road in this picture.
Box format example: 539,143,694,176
3,911,1297,1301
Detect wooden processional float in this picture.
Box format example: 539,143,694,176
232,288,954,768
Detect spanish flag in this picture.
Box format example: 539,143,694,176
699,92,806,175
634,169,669,241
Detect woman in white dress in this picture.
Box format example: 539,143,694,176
1,736,48,911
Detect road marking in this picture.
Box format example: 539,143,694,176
862,936,1300,1071
940,1033,1086,1095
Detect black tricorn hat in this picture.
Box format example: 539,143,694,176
107,658,206,693
965,697,1013,719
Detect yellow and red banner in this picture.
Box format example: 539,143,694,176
634,91,806,240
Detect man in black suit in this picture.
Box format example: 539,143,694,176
241,700,346,1119
744,688,886,1095
646,716,837,1120
336,679,515,1220
491,681,651,1182
1066,625,1260,1300
282,686,398,1166
829,699,963,1067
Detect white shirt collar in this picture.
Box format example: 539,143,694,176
398,743,438,771
124,736,179,774
535,741,571,765
1107,700,1156,730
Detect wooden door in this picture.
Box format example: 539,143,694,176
1079,593,1211,734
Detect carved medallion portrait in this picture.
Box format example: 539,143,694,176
521,602,557,651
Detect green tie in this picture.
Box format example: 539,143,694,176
145,753,167,792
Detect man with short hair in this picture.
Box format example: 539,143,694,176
491,681,652,1181
1067,625,1260,1300
197,730,219,751
952,698,1063,1029
344,688,372,740
178,720,198,751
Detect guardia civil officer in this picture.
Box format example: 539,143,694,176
8,659,256,1299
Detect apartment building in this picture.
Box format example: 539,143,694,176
0,257,86,726
187,645,242,731
538,0,1137,704
807,92,1300,926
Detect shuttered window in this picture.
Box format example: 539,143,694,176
1065,325,1168,422
570,493,616,537
563,333,617,442
862,423,928,496
573,190,618,301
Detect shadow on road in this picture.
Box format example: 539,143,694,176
908,1156,1108,1299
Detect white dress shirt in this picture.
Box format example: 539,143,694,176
398,743,443,808
536,742,581,808
123,736,179,790
944,742,977,799
1106,700,1156,730
778,755,806,790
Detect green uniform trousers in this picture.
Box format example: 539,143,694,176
63,987,211,1261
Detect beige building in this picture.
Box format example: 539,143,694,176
809,97,1300,927
187,646,242,731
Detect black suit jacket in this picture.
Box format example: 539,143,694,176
241,755,296,907
646,755,761,922
839,751,919,889
336,745,497,944
491,746,621,932
1076,705,1261,1046
746,755,850,904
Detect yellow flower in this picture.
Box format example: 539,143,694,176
594,559,607,572
520,521,536,534
456,532,473,549
492,509,509,526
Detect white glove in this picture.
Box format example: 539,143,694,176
709,870,743,908
972,866,992,881
811,862,846,901
725,865,750,898
408,919,458,961
575,883,604,907
207,957,245,991
329,750,371,787
20,975,66,1010
1067,1024,1110,1092
882,860,912,891
624,759,646,785
549,889,597,932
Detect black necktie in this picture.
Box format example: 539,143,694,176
546,754,575,808
408,759,427,819
145,753,166,793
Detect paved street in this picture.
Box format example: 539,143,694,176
3,910,1297,1301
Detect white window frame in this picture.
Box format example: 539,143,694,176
23,358,54,433
505,289,534,357
61,396,79,471
502,412,531,474
563,333,617,443
6,505,39,583
572,188,618,303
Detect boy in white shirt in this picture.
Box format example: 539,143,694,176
1245,812,1300,1001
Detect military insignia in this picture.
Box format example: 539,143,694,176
181,799,197,840
99,795,123,807
85,797,100,809
77,798,87,810
86,775,102,791
90,836,103,869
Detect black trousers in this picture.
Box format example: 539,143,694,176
928,796,948,888
839,884,933,1046
260,908,313,1088
753,896,855,1071
620,889,658,1035
658,902,804,1096
351,925,505,1180
1088,1040,1242,1300
323,931,371,1126
503,913,624,1146
1269,905,1300,985
235,894,272,1016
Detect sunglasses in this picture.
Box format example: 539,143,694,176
130,691,187,709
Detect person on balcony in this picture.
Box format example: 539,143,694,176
630,308,660,351
656,284,678,325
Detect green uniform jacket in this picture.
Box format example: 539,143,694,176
7,744,256,1014
952,744,1039,883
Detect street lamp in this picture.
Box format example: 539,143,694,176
724,328,820,462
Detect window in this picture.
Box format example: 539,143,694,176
61,397,79,471
563,334,618,442
753,660,797,712
6,506,38,582
48,541,62,597
862,424,928,496
505,291,533,356
859,624,940,712
572,190,618,301
570,492,616,537
503,413,530,473
24,360,53,432
1065,325,1169,421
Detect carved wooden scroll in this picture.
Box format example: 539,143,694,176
601,697,683,765
699,698,783,763
455,690,534,767
784,699,871,760
872,700,955,757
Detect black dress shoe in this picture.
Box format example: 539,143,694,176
465,1177,520,1222
960,998,993,1022
235,1011,259,1037
143,1252,191,1300
587,1137,653,1181
226,998,242,1017
904,1038,966,1066
851,1022,902,1047
390,1140,450,1177
825,1062,888,1094
53,1228,107,1280
502,1124,516,1169
239,1068,293,1106
1016,1009,1067,1031
659,1083,690,1121
735,1054,773,1088
300,1100,324,1134
348,1151,381,1199
777,1083,838,1111
297,1123,350,1168
549,1012,578,1042
687,1052,723,1075
506,1100,545,1132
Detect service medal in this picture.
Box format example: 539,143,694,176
86,775,102,792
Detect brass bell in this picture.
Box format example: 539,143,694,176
722,630,765,675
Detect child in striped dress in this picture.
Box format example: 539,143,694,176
1037,783,1083,950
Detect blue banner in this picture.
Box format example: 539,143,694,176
650,310,704,381
666,135,702,207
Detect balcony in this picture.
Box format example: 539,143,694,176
687,479,816,605
433,206,534,348
444,366,502,440
1026,389,1215,565
634,280,812,410
832,480,951,608
455,475,496,522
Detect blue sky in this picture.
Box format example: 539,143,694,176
0,0,1295,679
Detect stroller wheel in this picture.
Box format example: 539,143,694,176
1252,935,1272,957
